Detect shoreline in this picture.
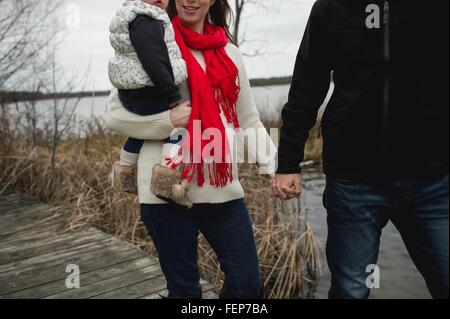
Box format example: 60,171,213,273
1,77,294,104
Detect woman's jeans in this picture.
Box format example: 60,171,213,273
140,199,264,299
324,174,449,299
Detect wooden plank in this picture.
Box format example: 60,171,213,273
0,229,111,264
0,242,143,295
139,280,218,299
0,203,50,217
0,227,84,249
90,274,167,299
0,221,67,243
44,264,163,299
0,206,55,231
0,205,61,223
0,201,34,213
0,207,62,229
0,214,67,237
0,236,126,276
0,194,39,208
0,193,217,299
2,256,159,299
139,289,166,299
0,202,49,216
0,227,94,251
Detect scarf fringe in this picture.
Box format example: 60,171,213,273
213,78,240,129
166,148,233,188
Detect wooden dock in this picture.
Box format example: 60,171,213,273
0,193,217,299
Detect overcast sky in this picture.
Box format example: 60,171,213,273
59,0,315,91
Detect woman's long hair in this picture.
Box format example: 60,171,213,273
167,0,235,44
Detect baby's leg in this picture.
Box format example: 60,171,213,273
111,137,142,195
121,137,144,166
151,129,192,208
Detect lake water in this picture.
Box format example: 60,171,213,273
4,83,334,133
70,84,332,126
70,84,292,127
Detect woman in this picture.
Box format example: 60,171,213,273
106,0,276,299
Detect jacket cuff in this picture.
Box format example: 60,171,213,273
276,158,302,174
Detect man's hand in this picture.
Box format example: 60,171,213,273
272,174,302,200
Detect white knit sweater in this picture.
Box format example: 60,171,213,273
106,43,277,205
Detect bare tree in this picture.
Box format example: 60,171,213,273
232,0,281,56
0,0,63,90
0,0,91,196
36,40,91,192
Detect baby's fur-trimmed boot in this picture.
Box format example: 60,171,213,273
150,164,193,209
171,179,192,208
110,162,138,195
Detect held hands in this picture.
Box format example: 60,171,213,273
272,174,302,200
169,100,191,128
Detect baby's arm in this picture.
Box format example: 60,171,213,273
129,15,181,106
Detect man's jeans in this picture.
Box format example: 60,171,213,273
140,199,263,299
323,174,449,299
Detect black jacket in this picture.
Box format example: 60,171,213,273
119,15,181,115
277,0,449,180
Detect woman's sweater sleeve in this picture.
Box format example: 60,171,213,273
106,88,174,140
233,48,277,175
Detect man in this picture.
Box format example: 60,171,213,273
273,0,449,299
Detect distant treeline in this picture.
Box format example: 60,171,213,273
249,76,292,87
0,76,292,104
0,91,111,104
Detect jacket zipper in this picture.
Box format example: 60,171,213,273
382,1,390,150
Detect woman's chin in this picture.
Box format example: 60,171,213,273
179,14,201,27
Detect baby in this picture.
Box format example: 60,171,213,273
109,0,192,208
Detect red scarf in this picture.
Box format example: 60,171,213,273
168,16,240,188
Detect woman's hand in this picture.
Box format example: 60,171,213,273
272,174,302,200
170,101,191,128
